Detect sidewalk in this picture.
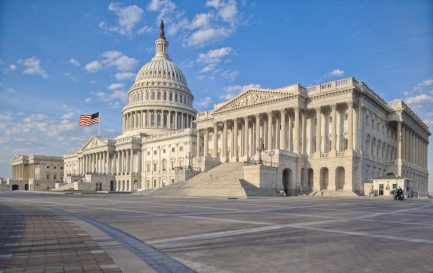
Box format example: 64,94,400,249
0,204,122,273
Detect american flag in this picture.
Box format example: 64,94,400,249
79,112,99,126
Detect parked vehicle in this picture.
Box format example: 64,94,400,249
394,188,405,200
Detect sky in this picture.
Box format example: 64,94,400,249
0,0,432,190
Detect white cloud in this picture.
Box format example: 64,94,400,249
68,58,80,66
17,57,48,78
64,72,77,81
197,47,232,73
405,94,433,107
217,0,238,24
197,47,232,64
101,51,137,71
84,98,93,104
221,83,261,100
148,0,176,19
190,13,213,30
85,51,137,73
100,2,144,36
328,69,344,77
221,70,239,81
186,27,231,47
115,72,135,81
9,64,17,71
62,112,74,119
196,96,213,109
108,83,124,90
23,113,48,123
84,60,102,73
137,25,152,34
95,89,128,104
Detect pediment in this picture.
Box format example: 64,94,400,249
215,89,294,113
81,136,108,151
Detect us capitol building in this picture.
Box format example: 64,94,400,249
10,22,430,196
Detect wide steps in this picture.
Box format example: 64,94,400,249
138,163,248,197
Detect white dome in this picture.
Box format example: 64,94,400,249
135,56,188,88
120,23,196,138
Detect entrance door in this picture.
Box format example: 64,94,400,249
282,169,291,195
12,184,19,190
379,184,384,195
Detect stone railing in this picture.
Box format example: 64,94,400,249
336,151,345,157
307,77,354,93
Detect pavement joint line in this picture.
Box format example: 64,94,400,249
51,208,196,273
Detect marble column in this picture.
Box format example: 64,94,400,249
204,128,209,157
223,121,228,162
397,122,402,174
348,103,354,152
301,111,307,154
294,107,300,153
280,110,286,150
267,112,272,150
234,119,238,161
331,104,337,153
316,107,321,155
255,114,261,156
275,112,280,149
213,123,218,158
288,113,293,151
130,149,134,175
196,129,201,157
244,116,249,157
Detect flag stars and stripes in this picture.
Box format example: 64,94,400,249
79,112,99,126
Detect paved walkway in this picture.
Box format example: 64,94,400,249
0,204,122,273
1,192,433,273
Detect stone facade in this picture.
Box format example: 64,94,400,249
195,78,430,196
63,26,197,192
25,23,429,195
9,155,64,191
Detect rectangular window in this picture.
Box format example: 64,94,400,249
146,164,150,172
153,163,157,172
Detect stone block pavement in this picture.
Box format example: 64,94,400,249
1,192,433,273
0,204,121,273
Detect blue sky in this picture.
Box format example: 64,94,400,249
0,0,432,189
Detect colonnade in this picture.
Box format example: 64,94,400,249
123,109,194,131
79,149,137,175
196,103,355,161
12,164,26,179
398,122,428,169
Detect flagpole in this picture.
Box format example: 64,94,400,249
98,112,101,137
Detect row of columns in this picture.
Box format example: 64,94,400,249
79,149,137,175
12,164,26,179
399,123,428,169
196,103,355,161
123,110,194,131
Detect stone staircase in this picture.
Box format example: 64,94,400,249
137,162,281,198
310,190,358,197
